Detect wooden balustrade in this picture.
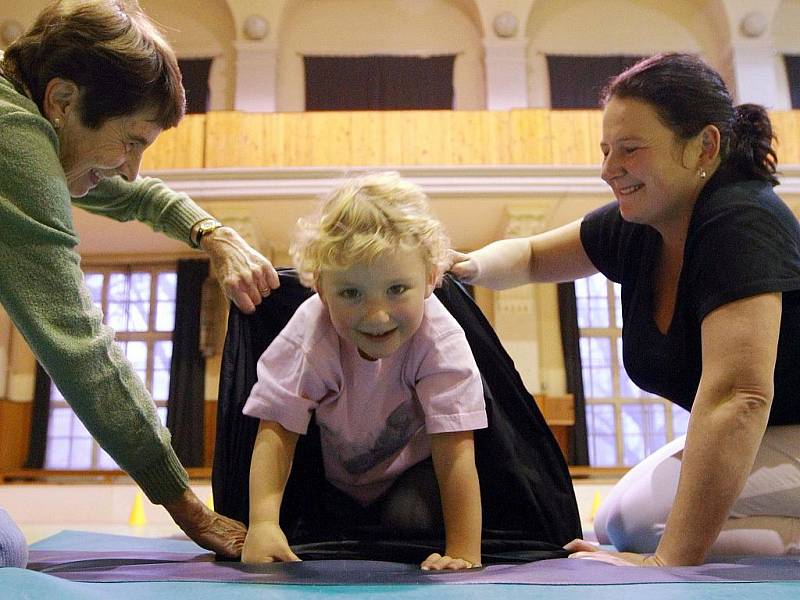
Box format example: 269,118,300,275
142,109,800,172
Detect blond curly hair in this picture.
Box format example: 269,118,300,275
292,172,449,288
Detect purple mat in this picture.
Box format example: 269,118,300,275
27,549,800,585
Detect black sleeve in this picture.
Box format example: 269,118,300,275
686,188,800,321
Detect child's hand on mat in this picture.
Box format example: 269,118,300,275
163,488,247,559
241,521,300,564
421,552,481,571
564,539,666,567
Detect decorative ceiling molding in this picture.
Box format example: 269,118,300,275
143,164,800,200
143,165,606,199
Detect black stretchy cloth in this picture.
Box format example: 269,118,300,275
212,270,581,563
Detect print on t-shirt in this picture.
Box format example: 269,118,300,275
336,399,418,474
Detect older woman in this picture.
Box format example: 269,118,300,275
449,53,800,566
0,0,279,567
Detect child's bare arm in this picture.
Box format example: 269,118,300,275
241,420,301,564
422,430,482,570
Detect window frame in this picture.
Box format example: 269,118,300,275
576,273,688,466
45,263,177,470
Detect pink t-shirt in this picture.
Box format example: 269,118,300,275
243,294,487,505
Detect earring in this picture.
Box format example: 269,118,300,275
699,169,707,179
52,117,61,129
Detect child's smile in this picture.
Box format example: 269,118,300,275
318,247,435,361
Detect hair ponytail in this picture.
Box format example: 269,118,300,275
604,54,780,187
729,104,779,186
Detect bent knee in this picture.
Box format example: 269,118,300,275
380,463,443,535
595,489,670,554
0,509,28,568
381,485,442,534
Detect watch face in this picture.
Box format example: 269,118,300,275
195,220,221,245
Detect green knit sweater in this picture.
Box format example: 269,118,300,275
0,72,213,504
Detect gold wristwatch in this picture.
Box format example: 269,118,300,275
192,218,223,247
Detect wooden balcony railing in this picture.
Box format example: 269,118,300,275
141,109,800,172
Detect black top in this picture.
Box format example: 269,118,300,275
581,167,800,425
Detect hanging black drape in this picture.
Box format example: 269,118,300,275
166,259,209,467
304,54,455,110
784,55,800,109
557,282,589,465
547,55,643,108
24,362,52,468
177,58,213,114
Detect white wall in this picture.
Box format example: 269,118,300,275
0,0,237,110
2,0,797,111
524,0,711,107
275,0,486,111
773,0,800,108
774,0,800,52
139,0,236,110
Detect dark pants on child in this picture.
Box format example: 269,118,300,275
295,459,444,542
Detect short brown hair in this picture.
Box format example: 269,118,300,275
1,0,185,129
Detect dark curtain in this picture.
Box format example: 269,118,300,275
784,55,800,108
547,55,643,108
304,54,455,110
557,282,589,465
24,362,52,468
178,58,213,114
166,259,209,467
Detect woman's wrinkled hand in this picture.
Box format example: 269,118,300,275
445,249,479,283
564,538,666,567
200,226,280,314
163,488,246,559
242,520,301,564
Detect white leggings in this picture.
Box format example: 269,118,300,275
593,425,800,556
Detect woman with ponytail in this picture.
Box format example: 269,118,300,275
447,53,800,565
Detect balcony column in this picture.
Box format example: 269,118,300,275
483,38,530,110
720,0,785,108
234,40,278,112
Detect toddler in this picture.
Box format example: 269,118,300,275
241,172,487,570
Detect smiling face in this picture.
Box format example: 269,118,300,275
600,96,705,232
57,108,162,197
317,247,435,361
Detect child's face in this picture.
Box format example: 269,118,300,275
317,247,435,361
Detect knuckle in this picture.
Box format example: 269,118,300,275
222,275,242,289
